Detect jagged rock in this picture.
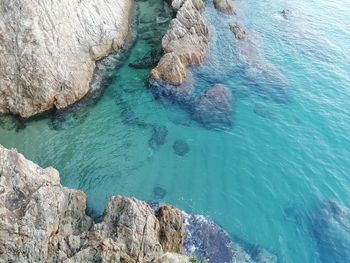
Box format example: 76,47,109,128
0,145,190,262
213,0,236,15
150,0,209,86
192,84,233,129
0,0,133,118
0,144,93,262
157,206,184,254
230,23,246,40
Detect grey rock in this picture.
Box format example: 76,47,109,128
0,0,133,118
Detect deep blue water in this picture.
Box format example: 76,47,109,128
1,0,350,262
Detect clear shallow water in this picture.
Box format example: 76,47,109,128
1,0,350,262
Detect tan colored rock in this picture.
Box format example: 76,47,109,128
0,144,92,262
150,0,209,86
0,0,133,118
213,0,236,15
0,144,189,262
157,205,184,253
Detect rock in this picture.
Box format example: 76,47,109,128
149,125,168,150
0,144,93,262
150,0,209,86
280,9,291,20
157,252,190,263
183,214,277,263
310,200,350,263
0,0,133,118
153,185,168,199
173,140,190,156
120,108,148,128
230,23,246,40
192,84,233,129
0,114,26,131
129,49,162,69
157,205,184,254
213,0,236,15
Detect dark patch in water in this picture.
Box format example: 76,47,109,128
0,115,26,132
120,108,149,128
253,103,275,119
153,185,167,199
148,125,168,150
129,49,161,69
86,205,103,223
173,140,190,156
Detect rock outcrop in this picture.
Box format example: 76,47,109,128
213,0,236,15
150,0,209,86
230,23,246,40
0,145,188,262
192,84,233,129
0,0,133,118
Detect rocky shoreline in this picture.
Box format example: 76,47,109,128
0,0,134,118
0,145,278,262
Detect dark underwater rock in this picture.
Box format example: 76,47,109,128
183,214,277,263
129,49,162,69
310,200,350,263
173,140,190,156
0,115,26,132
280,9,291,20
230,23,246,40
148,125,168,150
120,109,148,128
153,185,167,199
192,84,233,129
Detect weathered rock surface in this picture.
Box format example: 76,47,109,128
213,0,236,15
0,145,189,262
192,84,233,129
0,0,133,118
230,23,246,40
150,0,209,86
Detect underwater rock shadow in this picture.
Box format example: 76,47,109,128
284,200,350,263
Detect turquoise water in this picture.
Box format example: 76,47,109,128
1,0,350,262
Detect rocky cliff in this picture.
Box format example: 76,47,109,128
0,145,188,262
0,0,133,118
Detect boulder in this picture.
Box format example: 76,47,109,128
213,0,236,15
0,145,190,262
150,0,209,86
157,205,185,254
230,23,246,40
192,84,233,129
0,0,133,118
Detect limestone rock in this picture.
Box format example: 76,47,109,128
192,84,233,129
157,205,184,253
213,0,236,15
0,0,133,118
150,0,209,86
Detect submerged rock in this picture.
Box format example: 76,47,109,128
184,214,277,263
129,49,162,69
0,114,26,131
0,144,190,262
120,108,148,128
213,0,236,15
0,0,133,118
230,23,246,40
150,0,209,86
311,201,350,263
173,140,190,156
280,9,291,20
153,185,168,199
192,84,233,129
149,125,169,149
